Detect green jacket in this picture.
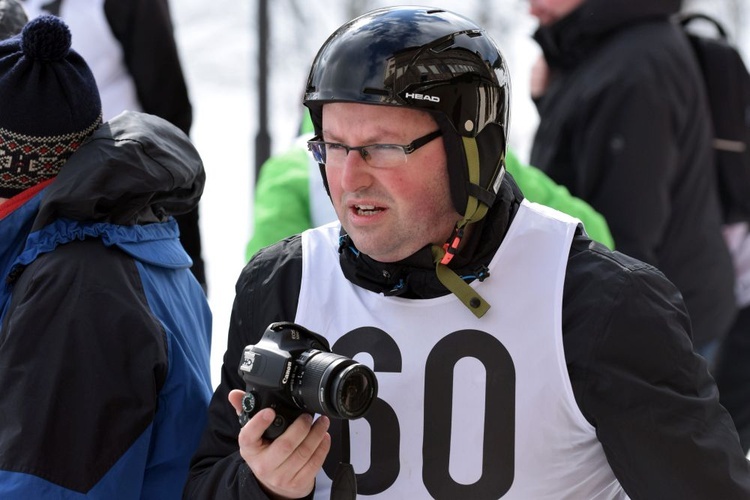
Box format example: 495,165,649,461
246,132,614,261
504,149,614,249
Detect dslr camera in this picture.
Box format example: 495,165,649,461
238,322,378,439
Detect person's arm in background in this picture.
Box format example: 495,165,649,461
506,149,615,249
246,146,313,261
103,0,192,135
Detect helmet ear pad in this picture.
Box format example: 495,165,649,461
434,113,468,216
475,122,507,207
434,113,506,216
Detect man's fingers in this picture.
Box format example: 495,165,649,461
294,416,331,477
260,415,332,496
229,399,332,499
267,413,315,461
238,408,277,455
287,415,330,464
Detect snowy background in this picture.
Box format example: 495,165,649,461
168,0,750,387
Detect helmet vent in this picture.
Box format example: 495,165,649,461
363,87,390,96
432,38,456,52
426,9,445,14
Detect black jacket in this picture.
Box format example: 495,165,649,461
530,0,736,347
185,177,750,499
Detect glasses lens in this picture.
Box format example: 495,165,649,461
326,143,349,166
309,142,326,163
310,142,409,168
365,144,406,168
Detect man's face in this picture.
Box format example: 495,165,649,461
322,102,461,263
529,0,585,26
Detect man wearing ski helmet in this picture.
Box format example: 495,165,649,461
186,7,750,499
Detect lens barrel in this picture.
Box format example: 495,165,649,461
294,351,377,419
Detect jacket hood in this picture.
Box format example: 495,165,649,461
535,0,681,69
32,110,205,230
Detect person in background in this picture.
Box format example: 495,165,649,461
246,110,614,260
20,0,208,292
186,6,750,499
0,0,25,37
528,0,736,361
529,0,750,458
0,15,212,498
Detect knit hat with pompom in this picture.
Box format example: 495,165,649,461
0,15,101,199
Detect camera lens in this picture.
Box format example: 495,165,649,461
294,351,377,419
334,364,376,417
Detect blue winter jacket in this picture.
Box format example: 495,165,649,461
0,111,212,498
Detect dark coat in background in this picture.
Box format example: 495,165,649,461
530,0,736,348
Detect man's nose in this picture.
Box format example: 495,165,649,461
338,148,373,191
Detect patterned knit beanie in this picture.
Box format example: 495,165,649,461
0,15,102,199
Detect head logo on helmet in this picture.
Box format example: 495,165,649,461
404,92,441,103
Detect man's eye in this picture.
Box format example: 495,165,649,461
327,143,346,151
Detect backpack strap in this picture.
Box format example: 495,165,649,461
679,12,728,39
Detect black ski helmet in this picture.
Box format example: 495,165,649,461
303,6,511,221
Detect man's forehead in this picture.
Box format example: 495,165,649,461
321,104,437,141
322,102,436,126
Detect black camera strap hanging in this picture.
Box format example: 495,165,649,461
330,420,357,500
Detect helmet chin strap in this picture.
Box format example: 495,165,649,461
431,136,493,318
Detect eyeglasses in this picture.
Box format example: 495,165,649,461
307,129,442,169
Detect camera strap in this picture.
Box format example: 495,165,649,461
330,420,357,500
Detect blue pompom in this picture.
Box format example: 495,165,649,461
21,15,72,62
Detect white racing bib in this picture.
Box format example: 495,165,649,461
297,201,627,499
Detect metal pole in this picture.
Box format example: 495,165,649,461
255,0,271,183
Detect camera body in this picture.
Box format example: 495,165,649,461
238,322,377,439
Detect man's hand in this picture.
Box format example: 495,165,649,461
228,389,331,499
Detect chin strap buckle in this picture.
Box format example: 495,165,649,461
440,227,464,265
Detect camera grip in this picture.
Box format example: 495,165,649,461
238,391,297,440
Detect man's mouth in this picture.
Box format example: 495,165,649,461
354,204,383,216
